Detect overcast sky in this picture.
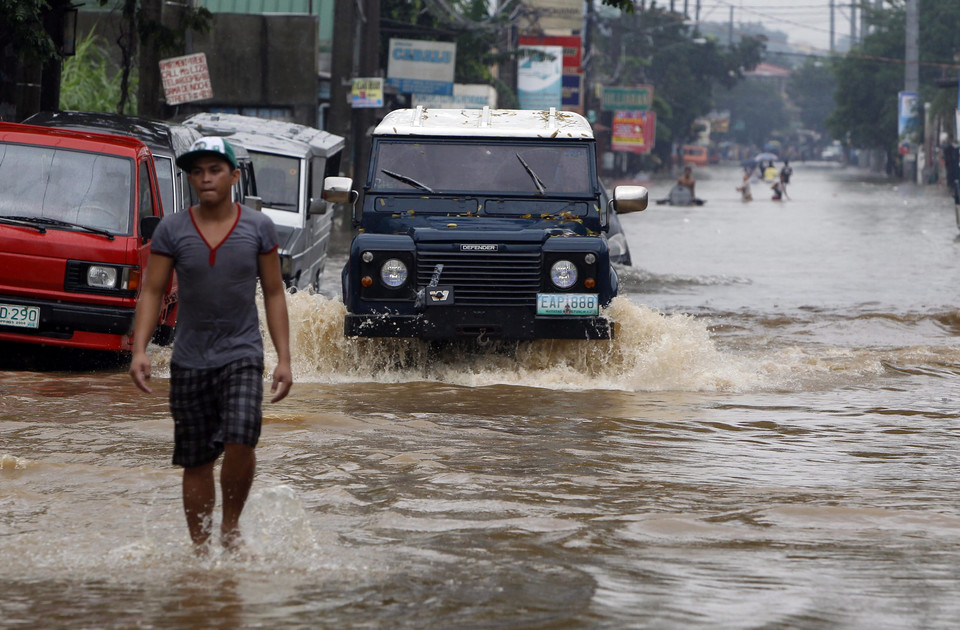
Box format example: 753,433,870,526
694,0,845,51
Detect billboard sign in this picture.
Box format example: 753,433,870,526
351,77,384,108
387,39,456,96
412,84,497,109
519,35,583,109
519,0,583,33
517,45,564,111
898,90,920,153
612,110,656,154
601,86,653,112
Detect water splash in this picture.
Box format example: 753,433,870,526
266,293,766,392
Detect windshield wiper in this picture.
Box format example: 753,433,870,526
381,169,435,193
0,216,46,233
1,215,114,240
515,153,546,195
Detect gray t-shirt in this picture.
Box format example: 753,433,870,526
150,203,279,369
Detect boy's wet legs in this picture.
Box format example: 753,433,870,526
182,460,216,551
220,443,256,550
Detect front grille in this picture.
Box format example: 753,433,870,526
417,250,541,306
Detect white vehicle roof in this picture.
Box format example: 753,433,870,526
184,113,345,157
374,106,594,140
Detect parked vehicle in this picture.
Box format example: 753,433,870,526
21,110,259,212
0,122,175,353
183,113,345,292
679,144,708,166
327,106,648,342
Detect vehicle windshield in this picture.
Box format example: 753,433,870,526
249,151,300,212
0,143,133,234
371,140,594,196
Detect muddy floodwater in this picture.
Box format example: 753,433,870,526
3,163,960,628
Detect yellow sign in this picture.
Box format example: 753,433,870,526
352,78,383,108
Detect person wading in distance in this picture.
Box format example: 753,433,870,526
129,136,292,555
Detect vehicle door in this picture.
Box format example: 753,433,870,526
136,156,175,325
304,155,332,284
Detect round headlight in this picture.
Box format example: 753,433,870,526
550,260,577,289
380,258,408,287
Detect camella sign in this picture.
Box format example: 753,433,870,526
387,39,456,96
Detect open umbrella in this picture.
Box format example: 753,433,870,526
754,152,779,162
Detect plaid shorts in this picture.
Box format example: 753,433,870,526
169,356,264,468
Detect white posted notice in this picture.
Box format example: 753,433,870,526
159,53,214,105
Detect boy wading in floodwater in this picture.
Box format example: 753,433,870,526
129,137,292,555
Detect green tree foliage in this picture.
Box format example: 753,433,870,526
592,6,764,164
0,0,57,62
59,29,136,113
714,79,787,147
786,58,835,136
827,0,960,153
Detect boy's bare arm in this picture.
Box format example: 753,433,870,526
129,254,175,393
258,250,292,402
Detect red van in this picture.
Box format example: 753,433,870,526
0,122,176,354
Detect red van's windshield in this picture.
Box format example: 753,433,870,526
0,143,134,234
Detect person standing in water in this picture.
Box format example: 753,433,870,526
129,137,292,554
677,165,696,199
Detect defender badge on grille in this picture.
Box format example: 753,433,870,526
460,244,498,252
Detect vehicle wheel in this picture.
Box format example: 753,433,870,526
153,324,176,346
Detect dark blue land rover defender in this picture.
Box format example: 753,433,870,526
327,106,647,341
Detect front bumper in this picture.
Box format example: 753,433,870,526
0,294,134,344
344,306,614,340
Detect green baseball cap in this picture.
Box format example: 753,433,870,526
176,136,238,171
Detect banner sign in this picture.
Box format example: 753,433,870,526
387,39,456,95
898,91,920,153
519,0,583,33
159,53,213,105
602,86,653,112
351,77,383,108
519,35,582,109
517,45,564,110
412,84,497,109
612,110,656,154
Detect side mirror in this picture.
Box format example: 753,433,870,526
244,195,263,212
611,185,649,214
308,197,327,215
140,215,161,240
322,176,356,204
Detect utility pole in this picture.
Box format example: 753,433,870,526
328,0,355,175
352,0,380,187
904,0,918,92
728,7,733,46
829,0,834,52
849,0,855,48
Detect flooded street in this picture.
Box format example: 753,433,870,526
4,162,960,628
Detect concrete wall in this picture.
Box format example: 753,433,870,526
179,13,319,126
75,11,319,126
